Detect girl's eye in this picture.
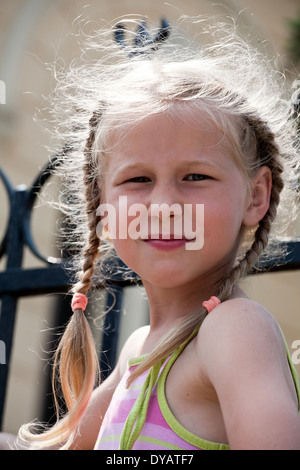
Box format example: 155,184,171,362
184,174,208,181
126,176,151,183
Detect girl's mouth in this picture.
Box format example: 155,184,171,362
142,234,194,250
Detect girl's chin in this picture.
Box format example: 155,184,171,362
140,269,201,290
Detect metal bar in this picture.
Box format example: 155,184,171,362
0,187,28,428
254,239,300,273
0,239,299,298
100,287,123,380
0,265,138,297
0,295,18,427
0,266,72,297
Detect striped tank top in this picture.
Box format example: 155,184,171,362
94,338,230,450
94,327,300,451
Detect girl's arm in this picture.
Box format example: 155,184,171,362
67,326,148,450
69,361,122,450
67,324,149,450
198,298,300,450
0,325,148,450
0,362,121,451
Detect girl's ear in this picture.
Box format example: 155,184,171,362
243,166,272,227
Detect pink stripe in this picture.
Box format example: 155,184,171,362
96,422,201,450
94,357,204,451
111,367,149,399
108,392,169,428
144,394,172,429
129,369,149,383
136,422,200,450
110,398,136,423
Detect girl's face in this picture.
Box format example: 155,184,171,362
102,112,252,291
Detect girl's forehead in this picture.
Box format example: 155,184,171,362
98,101,245,175
102,112,238,176
106,110,229,154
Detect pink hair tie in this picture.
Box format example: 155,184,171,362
71,293,88,312
202,296,221,313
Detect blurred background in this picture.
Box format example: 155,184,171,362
0,0,300,434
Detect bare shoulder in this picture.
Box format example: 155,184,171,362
196,297,288,381
195,297,300,449
201,296,278,328
197,297,284,359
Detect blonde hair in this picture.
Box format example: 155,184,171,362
19,16,299,448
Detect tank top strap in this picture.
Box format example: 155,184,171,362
119,357,165,450
119,326,200,450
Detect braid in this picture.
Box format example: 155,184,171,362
73,109,103,295
45,111,103,446
57,110,103,412
217,115,284,301
18,110,104,448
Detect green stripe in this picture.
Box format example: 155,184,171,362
128,354,148,367
98,435,120,443
98,434,184,450
157,345,230,450
137,435,183,450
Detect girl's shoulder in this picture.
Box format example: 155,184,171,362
195,296,289,383
193,297,300,449
199,296,281,340
197,296,284,354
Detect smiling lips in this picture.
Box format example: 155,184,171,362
142,234,194,250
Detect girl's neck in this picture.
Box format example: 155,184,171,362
143,280,247,333
139,280,247,356
143,277,214,331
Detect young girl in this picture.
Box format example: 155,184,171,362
13,17,300,449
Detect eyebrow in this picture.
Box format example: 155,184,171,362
112,157,223,173
107,162,151,179
178,159,223,170
115,162,149,172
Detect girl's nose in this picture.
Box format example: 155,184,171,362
146,182,184,235
148,181,181,208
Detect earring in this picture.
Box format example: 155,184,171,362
101,226,113,242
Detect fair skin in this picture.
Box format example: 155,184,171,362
1,110,299,450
